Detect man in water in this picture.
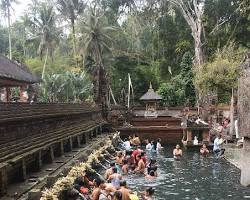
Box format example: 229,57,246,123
141,187,155,200
116,151,124,166
104,162,115,180
156,138,163,152
135,154,146,173
213,134,225,157
123,138,131,150
173,144,183,159
124,150,135,168
91,178,103,200
200,144,209,156
145,139,152,151
121,159,129,174
108,167,122,189
119,180,131,200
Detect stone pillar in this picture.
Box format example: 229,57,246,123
69,137,73,151
49,147,54,163
76,136,81,147
241,137,250,186
100,125,102,134
0,164,8,195
93,129,97,137
21,159,27,181
85,132,90,143
35,151,42,171
60,141,64,156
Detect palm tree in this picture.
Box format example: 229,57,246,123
26,3,60,79
80,9,116,108
0,0,18,59
41,71,91,103
57,0,85,57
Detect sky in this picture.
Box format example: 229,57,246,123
13,0,32,19
0,0,32,26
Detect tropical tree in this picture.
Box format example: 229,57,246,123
41,71,92,103
0,0,18,59
79,8,116,108
26,3,61,79
167,0,204,69
195,44,244,103
57,0,85,57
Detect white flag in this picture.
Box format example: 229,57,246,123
128,73,134,108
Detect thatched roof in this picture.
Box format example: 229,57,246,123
0,55,40,86
140,83,162,101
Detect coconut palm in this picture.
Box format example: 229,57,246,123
0,0,18,59
41,71,92,103
57,0,85,57
80,9,116,108
26,3,61,79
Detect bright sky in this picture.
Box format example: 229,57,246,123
13,0,32,19
0,0,32,26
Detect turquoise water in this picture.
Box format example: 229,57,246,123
125,147,250,200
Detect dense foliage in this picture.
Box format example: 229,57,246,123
0,0,249,105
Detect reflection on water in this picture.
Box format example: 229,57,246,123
125,147,250,200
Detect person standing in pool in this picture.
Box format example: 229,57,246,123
145,139,152,151
119,180,131,200
141,187,155,200
145,170,156,180
104,162,115,180
156,138,163,152
151,140,158,153
213,134,225,157
200,144,209,156
147,159,157,176
173,144,183,159
108,167,122,189
134,155,146,173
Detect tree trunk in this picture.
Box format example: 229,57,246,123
71,20,76,58
93,65,100,103
229,88,234,136
194,33,204,69
42,47,49,79
7,6,12,60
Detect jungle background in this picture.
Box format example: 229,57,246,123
0,0,249,106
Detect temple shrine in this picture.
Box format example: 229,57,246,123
118,84,183,144
139,83,162,118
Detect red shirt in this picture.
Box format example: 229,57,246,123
132,149,141,158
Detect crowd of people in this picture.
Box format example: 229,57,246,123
64,133,229,200
65,135,159,200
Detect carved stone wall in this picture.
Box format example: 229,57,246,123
238,54,250,137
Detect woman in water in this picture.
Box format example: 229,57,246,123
151,140,158,153
147,159,157,176
145,170,156,180
200,144,209,156
141,187,155,200
173,144,183,159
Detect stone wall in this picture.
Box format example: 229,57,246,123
0,103,107,197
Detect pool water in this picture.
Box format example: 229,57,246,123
125,147,250,200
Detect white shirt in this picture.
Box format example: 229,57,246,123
157,142,162,151
146,143,152,150
123,141,131,150
213,138,223,151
